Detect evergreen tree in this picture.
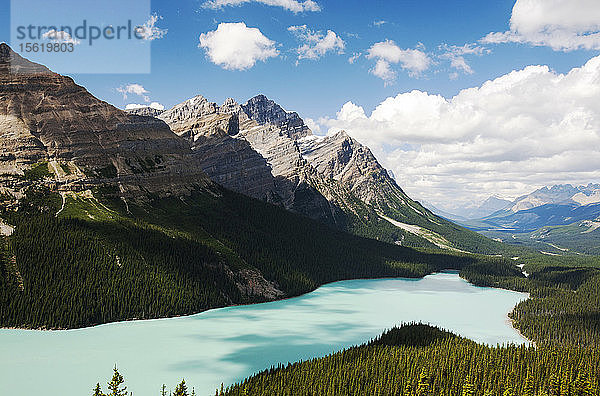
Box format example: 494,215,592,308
107,366,128,396
523,371,535,396
462,379,476,396
416,368,430,396
92,383,105,396
173,380,188,396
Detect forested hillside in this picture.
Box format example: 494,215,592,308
220,323,600,396
0,184,489,329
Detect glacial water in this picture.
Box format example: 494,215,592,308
0,272,529,396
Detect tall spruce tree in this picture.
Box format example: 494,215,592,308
107,366,128,396
173,380,188,396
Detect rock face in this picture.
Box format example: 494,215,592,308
0,43,209,198
158,93,443,235
299,131,410,209
509,184,600,213
125,107,165,118
241,95,311,140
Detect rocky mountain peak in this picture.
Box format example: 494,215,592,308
0,49,209,198
159,95,219,125
220,97,239,112
219,98,249,122
125,106,165,118
0,43,52,75
242,94,311,139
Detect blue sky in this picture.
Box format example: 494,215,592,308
0,0,592,117
2,0,600,207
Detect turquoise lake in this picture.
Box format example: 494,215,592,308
0,272,529,396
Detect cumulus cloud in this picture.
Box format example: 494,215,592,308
203,0,320,12
135,14,167,41
41,30,80,45
366,40,432,82
304,118,322,134
373,20,387,27
125,102,165,110
288,25,345,62
199,22,279,70
322,55,600,207
482,0,600,51
117,83,150,102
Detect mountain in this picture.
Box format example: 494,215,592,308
435,184,600,223
508,184,600,213
0,46,497,329
455,184,600,254
427,196,512,221
475,203,600,232
0,43,209,199
468,184,600,230
139,94,504,254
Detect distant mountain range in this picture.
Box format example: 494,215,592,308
425,196,512,221
427,184,600,254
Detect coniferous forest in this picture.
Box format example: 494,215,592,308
221,323,600,396
0,185,485,329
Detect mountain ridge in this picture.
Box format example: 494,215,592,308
0,43,210,201
129,93,507,254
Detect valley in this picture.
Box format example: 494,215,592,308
0,34,599,396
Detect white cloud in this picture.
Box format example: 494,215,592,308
366,40,432,82
288,25,345,61
125,102,165,110
199,22,279,70
41,30,80,45
439,43,489,75
203,0,320,12
135,14,167,41
117,84,150,102
348,52,362,64
304,118,322,133
373,20,387,27
322,55,600,207
482,0,600,51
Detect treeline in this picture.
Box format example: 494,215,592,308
92,367,195,396
222,323,600,396
511,273,600,347
459,254,600,347
0,186,485,329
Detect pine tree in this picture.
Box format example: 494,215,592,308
523,371,535,396
403,382,413,396
107,366,128,396
502,387,515,396
93,383,105,396
584,366,598,395
173,380,189,396
549,372,560,396
462,379,476,396
416,368,430,396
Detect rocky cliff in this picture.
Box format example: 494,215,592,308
152,93,471,249
0,43,209,199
